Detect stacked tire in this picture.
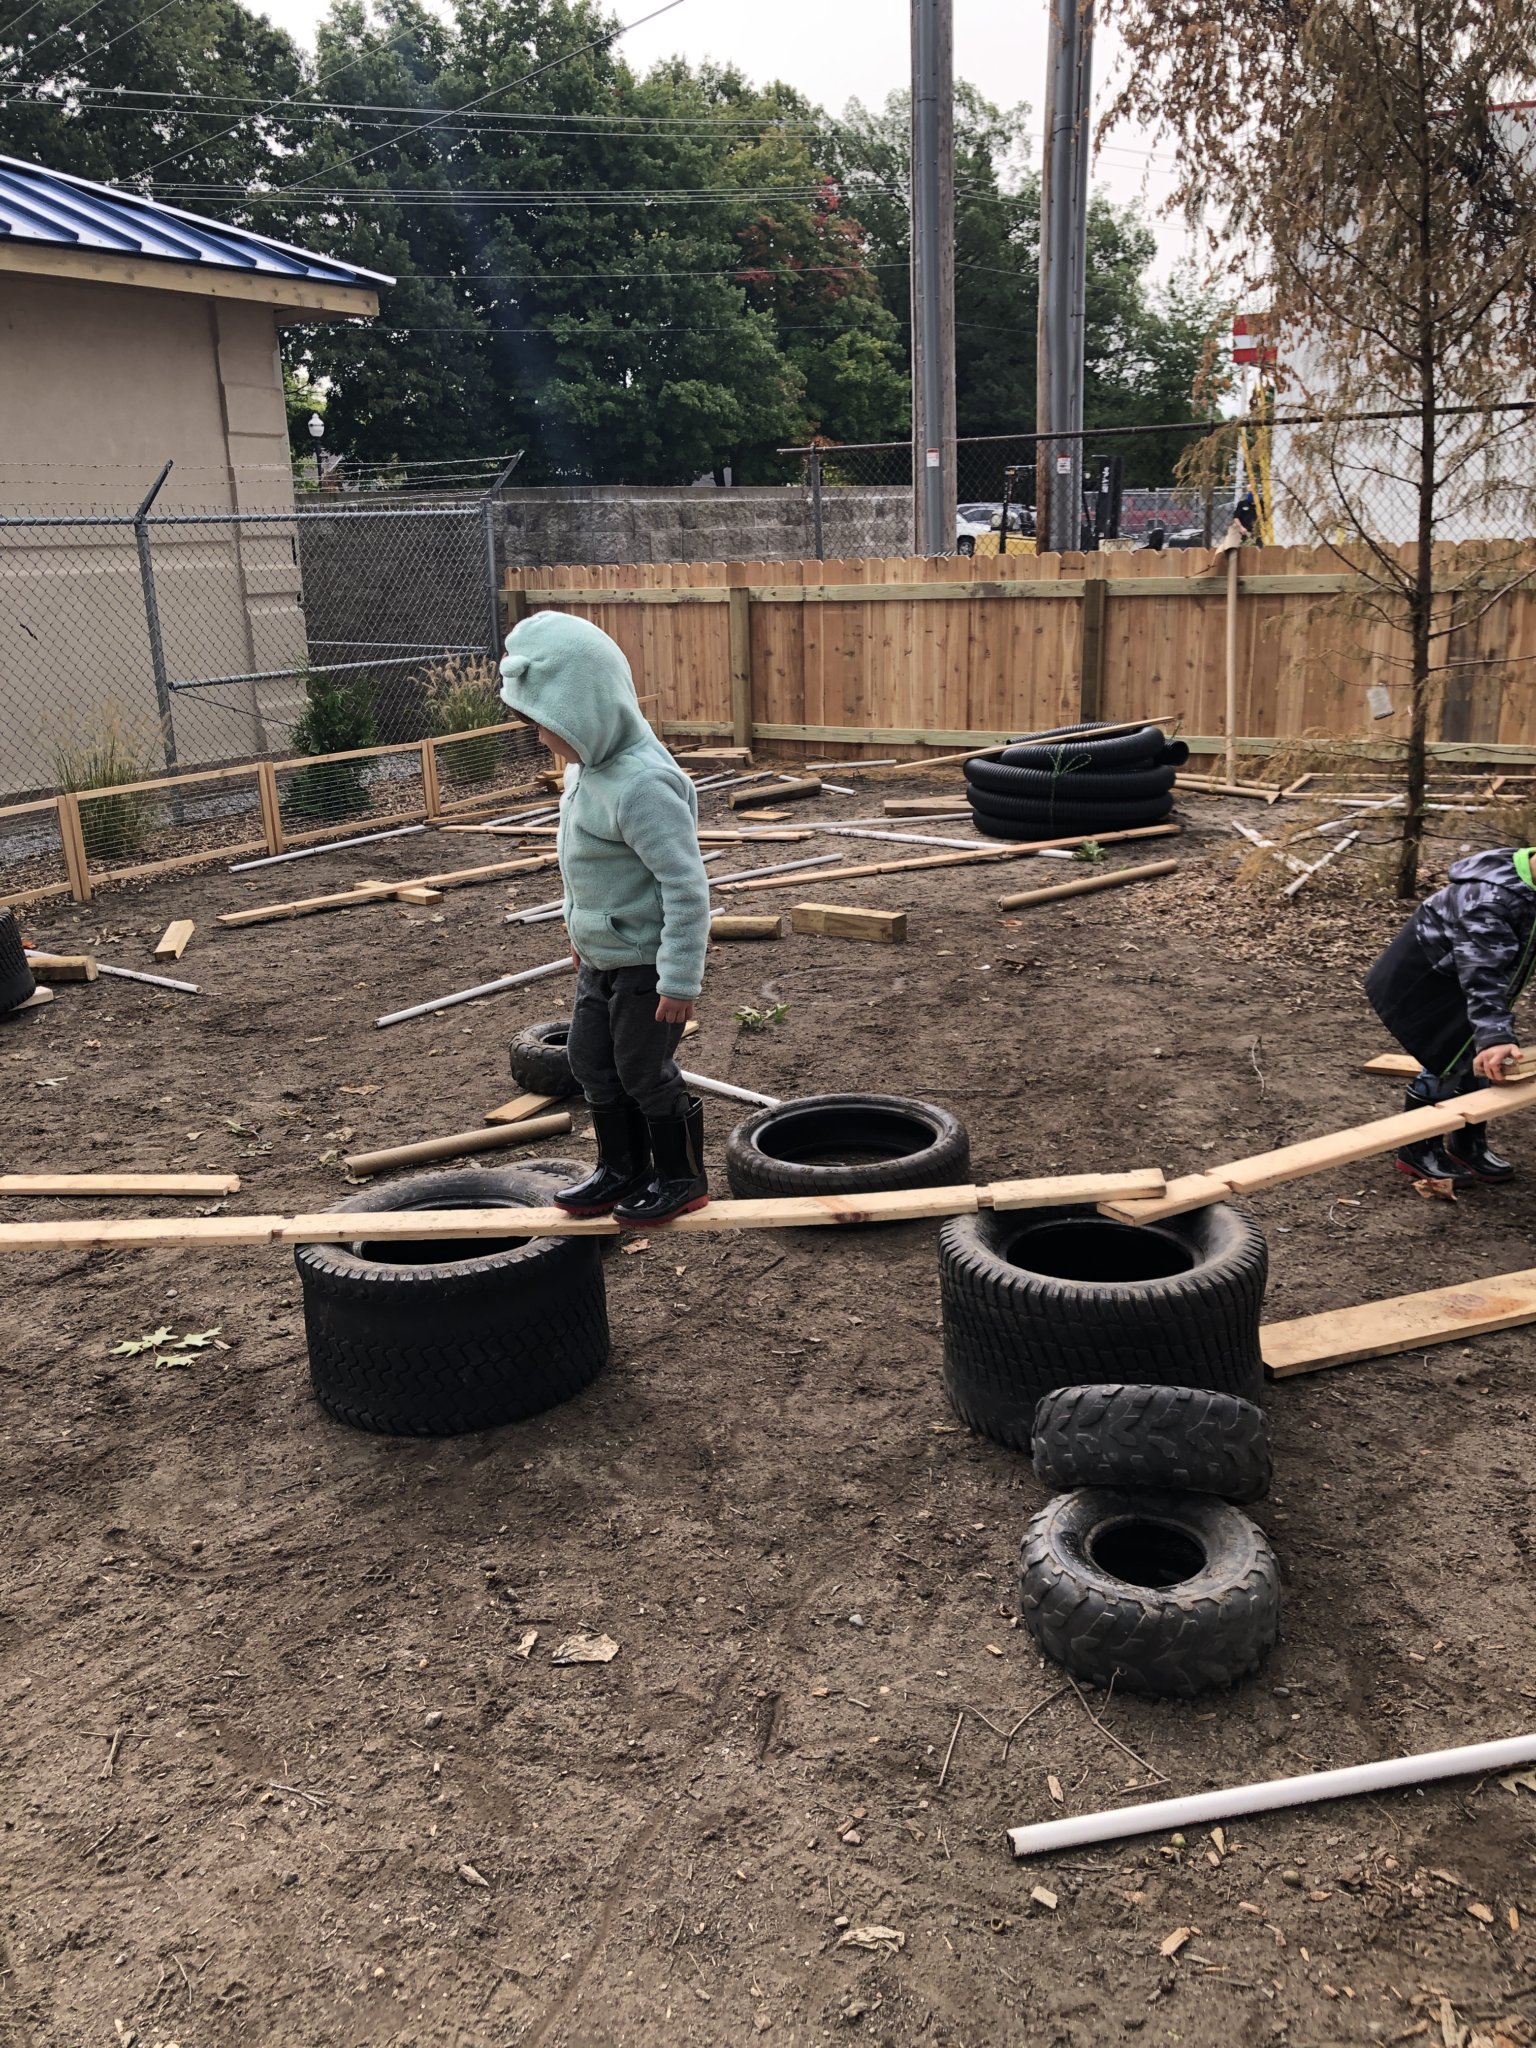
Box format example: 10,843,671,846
1018,1385,1281,1698
965,720,1189,842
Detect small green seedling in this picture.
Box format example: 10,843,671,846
734,1002,789,1032
1072,840,1105,864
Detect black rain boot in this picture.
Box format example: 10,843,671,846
613,1096,709,1225
554,1102,652,1215
1394,1134,1481,1185
1444,1119,1516,1182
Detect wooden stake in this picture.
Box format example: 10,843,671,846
152,919,195,960
1262,1267,1536,1378
56,791,92,903
420,738,442,820
711,914,783,940
996,858,1179,911
344,1112,572,1178
256,759,286,855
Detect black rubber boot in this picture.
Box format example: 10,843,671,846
554,1102,652,1215
1394,1135,1480,1184
613,1097,709,1225
1444,1120,1515,1182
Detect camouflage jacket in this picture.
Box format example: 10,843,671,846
1414,848,1536,1049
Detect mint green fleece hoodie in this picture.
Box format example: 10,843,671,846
498,611,710,999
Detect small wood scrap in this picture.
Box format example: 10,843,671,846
791,902,907,944
152,919,195,960
677,747,752,768
393,886,444,906
23,949,97,982
996,859,1178,911
7,987,54,1014
731,778,821,811
0,1171,240,1197
344,1111,573,1178
1261,1266,1536,1378
483,1089,569,1125
1364,1048,1536,1085
711,913,783,941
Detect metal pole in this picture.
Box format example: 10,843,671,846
133,460,177,768
482,451,523,657
809,447,825,561
1037,0,1094,555
910,0,956,558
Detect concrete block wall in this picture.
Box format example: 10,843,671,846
495,486,913,566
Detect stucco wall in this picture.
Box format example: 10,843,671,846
0,276,305,790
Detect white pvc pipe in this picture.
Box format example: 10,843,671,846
375,955,573,1028
710,854,846,889
96,963,199,994
1007,1730,1536,1860
679,1069,781,1109
815,825,982,851
229,823,426,872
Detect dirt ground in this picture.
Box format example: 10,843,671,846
4,778,1536,2048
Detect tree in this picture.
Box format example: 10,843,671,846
1102,0,1536,895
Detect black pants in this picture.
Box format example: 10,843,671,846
567,962,688,1120
1364,920,1478,1094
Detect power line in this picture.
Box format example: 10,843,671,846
0,0,110,72
280,0,689,192
0,0,50,44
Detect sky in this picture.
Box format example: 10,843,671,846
251,0,1200,278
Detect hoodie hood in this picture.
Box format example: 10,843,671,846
499,611,651,767
1446,848,1533,894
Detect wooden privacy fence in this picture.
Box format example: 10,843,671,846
0,722,538,910
502,542,1536,762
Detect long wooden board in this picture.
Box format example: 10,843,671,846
1101,1077,1536,1223
218,855,558,928
0,1168,1168,1252
0,1172,240,1196
996,858,1178,911
1262,1268,1536,1378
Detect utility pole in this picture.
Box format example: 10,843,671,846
910,0,956,558
1037,0,1094,554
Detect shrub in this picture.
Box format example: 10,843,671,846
51,704,161,861
283,669,377,821
421,656,504,785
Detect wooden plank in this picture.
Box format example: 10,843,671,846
1079,574,1106,723
152,919,195,961
1100,1077,1536,1223
678,746,752,766
883,798,971,817
728,585,753,750
790,903,907,943
420,738,443,821
717,822,1182,893
23,950,97,982
87,837,270,888
56,791,92,903
483,1090,568,1125
217,855,558,928
1261,1268,1536,1378
731,778,822,811
711,914,783,940
345,1112,573,1177
983,1168,1166,1209
996,859,1179,911
0,1171,239,1196
256,759,285,855
7,986,54,1013
1364,1050,1536,1085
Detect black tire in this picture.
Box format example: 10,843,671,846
295,1163,608,1436
0,909,36,1013
725,1093,970,1200
968,793,1176,838
966,758,1177,803
998,724,1168,771
1031,1383,1272,1503
1019,1487,1281,1697
509,1018,577,1097
956,535,976,556
939,1201,1267,1450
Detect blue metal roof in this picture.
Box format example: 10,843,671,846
0,154,394,290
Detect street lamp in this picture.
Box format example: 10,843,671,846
307,412,324,488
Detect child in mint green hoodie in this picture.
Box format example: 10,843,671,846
499,611,712,1223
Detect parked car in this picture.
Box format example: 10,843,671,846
956,503,1035,556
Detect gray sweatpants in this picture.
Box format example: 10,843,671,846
567,962,689,1120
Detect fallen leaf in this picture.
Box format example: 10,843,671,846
1210,1827,1226,1855
1047,1775,1064,1805
837,1925,905,1954
1468,1902,1496,1924
112,1326,175,1357
511,1630,538,1659
1510,1905,1521,1933
175,1328,221,1349
621,1238,650,1255
1159,1927,1193,1958
1030,1885,1058,1911
339,1084,380,1096
1500,1770,1536,1796
1412,1176,1459,1202
457,1862,489,1888
550,1633,619,1665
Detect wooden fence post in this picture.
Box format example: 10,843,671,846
1078,573,1106,724
56,793,92,903
256,760,285,855
421,738,442,820
502,583,529,642
728,585,753,750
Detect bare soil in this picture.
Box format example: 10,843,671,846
4,783,1536,2048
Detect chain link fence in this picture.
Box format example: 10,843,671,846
0,485,526,805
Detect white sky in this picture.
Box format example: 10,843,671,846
253,0,1199,277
